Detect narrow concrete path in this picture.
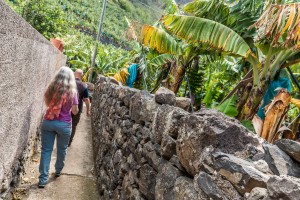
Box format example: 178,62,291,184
12,108,99,200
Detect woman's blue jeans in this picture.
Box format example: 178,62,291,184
39,120,71,184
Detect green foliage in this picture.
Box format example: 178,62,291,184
216,95,238,117
5,0,164,84
150,54,176,67
57,0,163,46
21,0,68,39
142,25,179,54
187,59,205,106
118,0,134,12
63,31,130,80
241,120,255,132
162,14,251,58
184,0,264,39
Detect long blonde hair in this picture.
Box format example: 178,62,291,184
44,66,76,106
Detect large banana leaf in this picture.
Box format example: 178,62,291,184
150,54,177,67
251,3,300,49
184,0,263,38
141,25,179,54
184,0,231,26
216,95,238,117
161,14,252,58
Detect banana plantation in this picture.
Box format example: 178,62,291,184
130,0,300,144
6,0,300,141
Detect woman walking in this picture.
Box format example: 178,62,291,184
38,66,79,188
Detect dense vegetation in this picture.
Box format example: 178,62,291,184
5,0,300,141
5,0,164,77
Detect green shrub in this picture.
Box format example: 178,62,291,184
118,0,134,12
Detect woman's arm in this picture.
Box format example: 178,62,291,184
72,105,79,115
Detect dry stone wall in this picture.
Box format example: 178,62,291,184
92,77,300,200
0,1,66,198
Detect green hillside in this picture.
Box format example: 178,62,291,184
5,0,165,79
58,0,164,46
5,0,164,47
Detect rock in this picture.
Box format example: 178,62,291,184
174,177,207,200
213,152,269,194
130,91,157,123
198,146,215,175
252,152,265,161
122,173,143,200
155,163,183,200
275,139,300,163
143,150,164,172
161,135,176,160
107,76,121,85
152,105,188,144
265,175,300,200
175,97,191,111
169,155,185,172
176,112,260,176
113,150,123,165
263,144,300,177
137,164,157,200
96,75,107,84
155,87,176,106
253,160,272,174
176,115,216,175
214,175,242,200
247,187,267,200
194,172,226,200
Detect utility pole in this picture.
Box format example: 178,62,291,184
89,0,107,82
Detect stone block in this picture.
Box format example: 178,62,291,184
263,144,300,177
246,187,267,200
265,175,300,200
174,177,207,199
152,105,188,144
194,172,226,200
275,139,300,163
129,91,157,123
176,110,260,176
137,164,157,199
161,135,176,160
155,87,176,106
213,152,269,194
175,97,191,111
155,162,183,200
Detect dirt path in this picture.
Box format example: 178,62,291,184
12,108,99,200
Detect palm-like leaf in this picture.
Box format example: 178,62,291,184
150,54,177,67
251,3,300,49
184,0,231,26
141,25,179,54
161,14,252,58
216,95,239,117
69,60,89,67
184,0,263,38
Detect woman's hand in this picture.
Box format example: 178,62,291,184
72,105,79,115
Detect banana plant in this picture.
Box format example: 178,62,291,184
142,1,300,121
238,3,300,119
142,14,260,94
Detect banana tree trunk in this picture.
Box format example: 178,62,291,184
171,65,187,94
239,49,295,120
239,77,269,120
236,82,252,119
